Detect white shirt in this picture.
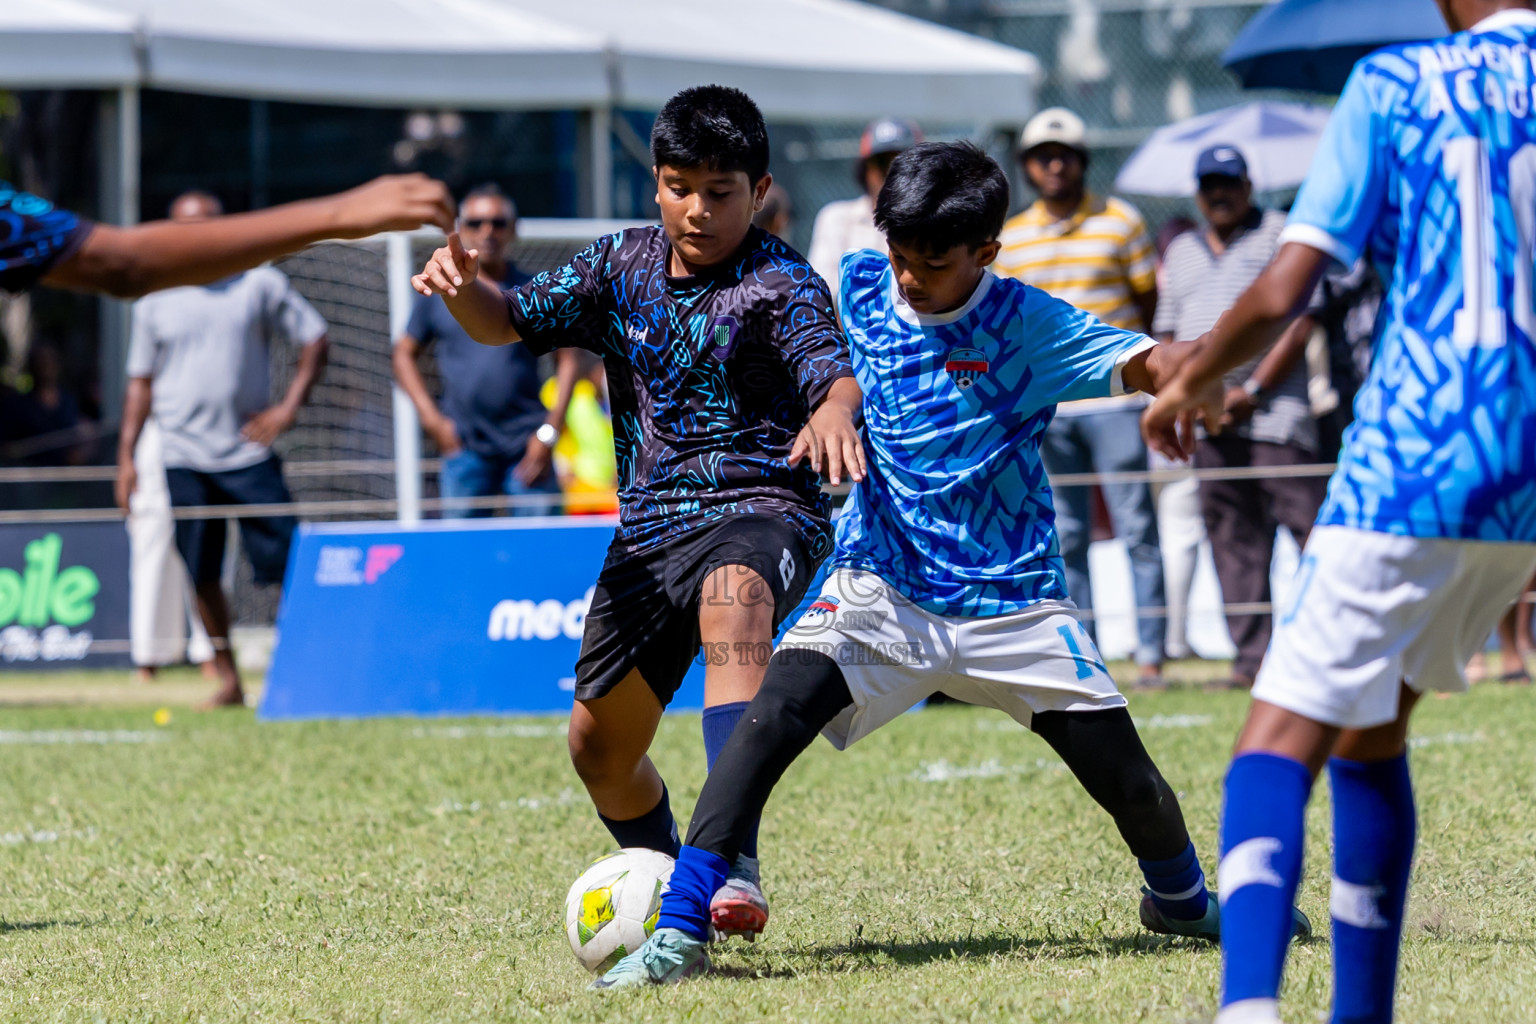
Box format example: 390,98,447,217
807,195,886,296
127,268,326,472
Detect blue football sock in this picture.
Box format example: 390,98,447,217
1328,755,1415,1024
1219,752,1313,1013
598,785,681,859
702,701,759,858
1140,839,1210,921
655,844,731,942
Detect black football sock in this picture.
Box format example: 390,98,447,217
598,784,681,858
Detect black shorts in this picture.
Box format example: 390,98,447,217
573,513,818,705
165,456,297,587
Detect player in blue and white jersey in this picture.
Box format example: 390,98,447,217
1142,2,1536,1021
592,142,1309,990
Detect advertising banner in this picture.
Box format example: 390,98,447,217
266,519,704,719
0,523,131,670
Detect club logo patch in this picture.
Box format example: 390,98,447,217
708,315,740,360
945,348,989,390
806,596,840,617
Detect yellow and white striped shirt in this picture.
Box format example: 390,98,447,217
994,193,1157,413
994,193,1156,331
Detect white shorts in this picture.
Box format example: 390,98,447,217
1254,525,1536,729
777,569,1126,750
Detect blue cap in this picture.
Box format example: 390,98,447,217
861,118,923,159
1195,144,1248,181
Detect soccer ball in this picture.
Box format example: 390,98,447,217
563,848,675,974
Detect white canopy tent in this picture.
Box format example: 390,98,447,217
86,0,611,110
499,0,1041,125
0,0,138,88
2,0,1041,222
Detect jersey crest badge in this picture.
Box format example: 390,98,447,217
806,596,840,617
945,347,989,390
709,315,740,360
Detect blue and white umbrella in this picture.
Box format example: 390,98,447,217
1113,101,1334,198
1223,0,1447,94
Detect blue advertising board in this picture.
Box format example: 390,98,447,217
262,517,641,719
262,518,826,721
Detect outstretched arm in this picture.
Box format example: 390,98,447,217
43,175,455,299
1220,313,1315,428
1141,243,1332,459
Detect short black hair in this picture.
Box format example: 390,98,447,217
651,85,770,183
874,141,1009,253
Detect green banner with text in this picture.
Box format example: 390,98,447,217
0,523,130,669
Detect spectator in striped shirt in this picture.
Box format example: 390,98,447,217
995,107,1167,687
1153,145,1325,691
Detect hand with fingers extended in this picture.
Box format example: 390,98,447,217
1141,375,1224,462
412,232,481,298
789,379,867,487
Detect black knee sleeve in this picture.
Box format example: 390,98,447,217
1031,707,1190,861
684,649,852,860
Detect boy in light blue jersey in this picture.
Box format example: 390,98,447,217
593,142,1309,990
1143,3,1536,1022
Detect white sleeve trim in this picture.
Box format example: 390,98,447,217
1112,336,1159,396
1279,222,1358,269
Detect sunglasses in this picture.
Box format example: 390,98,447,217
461,218,510,230
1197,175,1244,193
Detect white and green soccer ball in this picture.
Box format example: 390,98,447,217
563,848,675,974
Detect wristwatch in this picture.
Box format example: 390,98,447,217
1241,377,1265,401
535,423,560,447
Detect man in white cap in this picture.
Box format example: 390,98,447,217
995,107,1167,687
807,117,923,291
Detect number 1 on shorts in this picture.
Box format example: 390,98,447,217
1056,623,1098,680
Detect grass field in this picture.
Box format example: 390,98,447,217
1,668,1534,1023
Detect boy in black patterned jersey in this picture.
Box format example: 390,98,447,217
414,85,863,940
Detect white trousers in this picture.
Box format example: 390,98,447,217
128,419,214,667
1153,456,1205,658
